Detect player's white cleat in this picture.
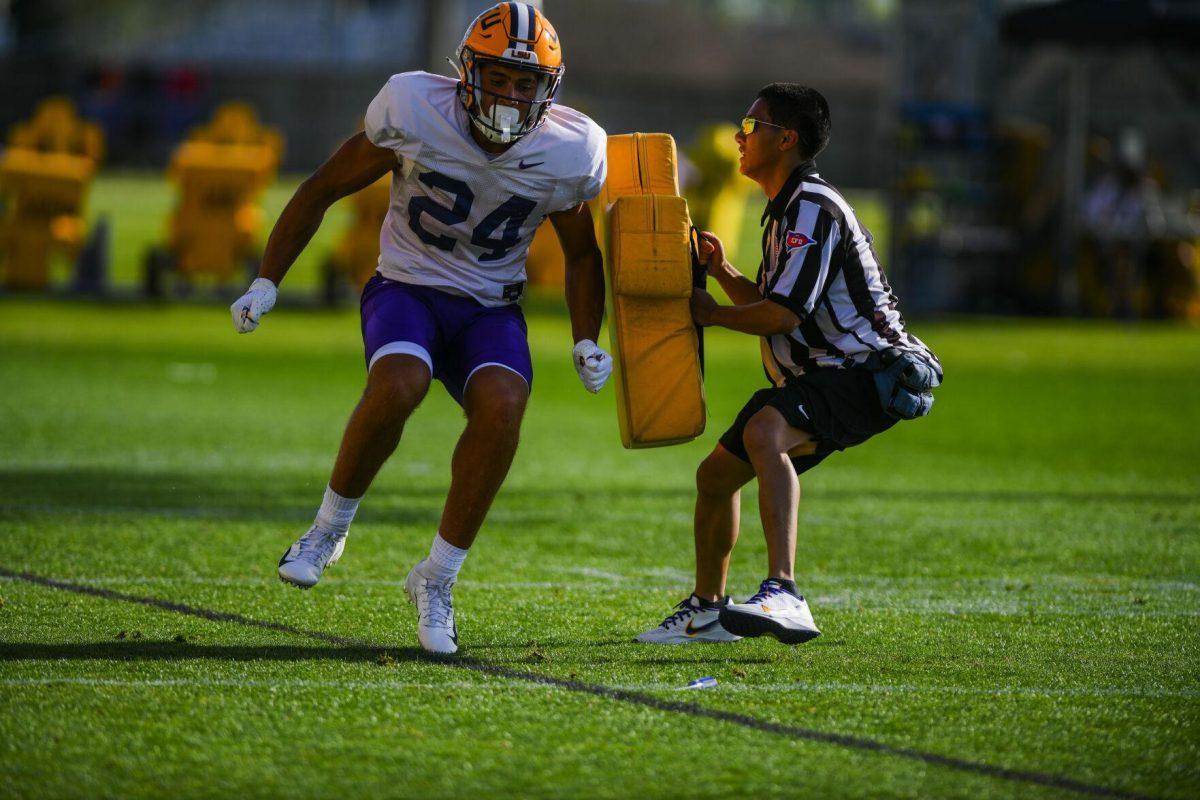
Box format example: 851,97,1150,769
277,526,346,589
634,594,741,644
718,579,822,645
404,559,459,654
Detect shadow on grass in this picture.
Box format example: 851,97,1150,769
0,467,695,522
0,468,1192,522
0,641,425,663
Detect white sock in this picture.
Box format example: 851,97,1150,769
425,532,468,580
313,485,360,537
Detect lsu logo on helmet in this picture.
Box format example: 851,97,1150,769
456,2,565,144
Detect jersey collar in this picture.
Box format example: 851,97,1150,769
761,160,818,224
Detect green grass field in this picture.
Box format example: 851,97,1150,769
1,296,1197,799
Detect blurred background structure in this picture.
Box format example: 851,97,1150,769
1,0,1198,317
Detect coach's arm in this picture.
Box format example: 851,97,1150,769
691,289,800,337
689,229,800,336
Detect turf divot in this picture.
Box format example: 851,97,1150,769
1,565,1159,800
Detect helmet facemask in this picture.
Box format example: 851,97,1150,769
457,52,562,144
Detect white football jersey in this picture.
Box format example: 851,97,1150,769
364,71,607,306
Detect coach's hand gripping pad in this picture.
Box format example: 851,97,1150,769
602,133,706,448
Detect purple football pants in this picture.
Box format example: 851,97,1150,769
360,274,533,405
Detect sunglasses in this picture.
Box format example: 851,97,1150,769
740,116,787,135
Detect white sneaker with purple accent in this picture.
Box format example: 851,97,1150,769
718,579,821,644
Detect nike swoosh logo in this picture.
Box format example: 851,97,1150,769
797,404,809,419
518,160,544,169
684,618,721,636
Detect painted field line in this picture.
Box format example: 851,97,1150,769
1,677,534,691
0,566,1158,800
3,676,1194,700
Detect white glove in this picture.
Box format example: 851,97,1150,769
572,338,612,394
230,278,278,333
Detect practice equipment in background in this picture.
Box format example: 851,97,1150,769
0,97,105,291
144,102,283,296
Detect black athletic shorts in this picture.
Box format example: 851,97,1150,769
718,366,897,475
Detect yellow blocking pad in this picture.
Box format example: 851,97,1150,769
601,132,679,205
602,132,705,449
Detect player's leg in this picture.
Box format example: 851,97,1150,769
635,392,772,645
279,356,431,588
279,276,437,589
741,406,815,581
634,444,752,645
440,365,529,547
693,445,755,601
718,403,823,644
405,302,533,653
405,369,527,653
328,354,431,497
719,369,897,644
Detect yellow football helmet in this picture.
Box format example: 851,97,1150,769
456,2,564,144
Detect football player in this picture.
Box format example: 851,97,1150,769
230,2,609,654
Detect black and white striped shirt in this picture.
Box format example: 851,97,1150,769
757,161,938,384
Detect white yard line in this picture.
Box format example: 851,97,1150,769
561,566,632,582
2,676,1195,699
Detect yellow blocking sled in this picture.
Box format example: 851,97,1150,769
0,97,104,290
601,133,705,448
152,103,283,287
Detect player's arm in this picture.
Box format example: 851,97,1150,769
549,202,611,393
691,289,800,336
550,202,603,342
231,132,397,333
698,231,760,306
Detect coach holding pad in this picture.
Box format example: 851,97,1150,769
635,84,942,646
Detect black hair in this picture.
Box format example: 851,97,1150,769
756,83,831,161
